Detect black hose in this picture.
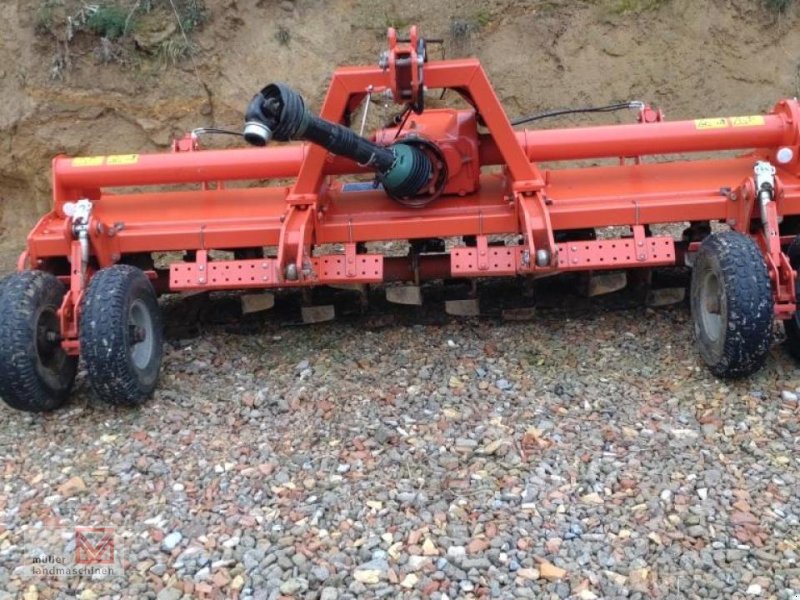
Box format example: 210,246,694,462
243,83,434,202
510,101,644,126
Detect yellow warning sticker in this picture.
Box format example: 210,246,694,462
72,156,105,167
694,118,728,130
730,115,765,128
106,154,139,165
71,154,139,167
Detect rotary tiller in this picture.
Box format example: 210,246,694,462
2,26,800,412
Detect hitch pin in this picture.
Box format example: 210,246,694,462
754,161,777,237
64,199,93,287
78,230,89,287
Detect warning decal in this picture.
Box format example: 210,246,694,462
71,154,139,167
693,116,766,131
694,118,728,130
730,115,765,127
72,156,105,167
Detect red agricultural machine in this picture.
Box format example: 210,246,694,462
2,27,800,412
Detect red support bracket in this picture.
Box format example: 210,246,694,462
16,250,30,272
725,178,756,232
476,235,490,271
276,205,315,282
384,26,424,110
344,242,358,277
194,249,209,285
58,240,87,356
631,225,649,262
757,192,796,318
517,191,556,270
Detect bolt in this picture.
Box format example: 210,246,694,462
129,325,147,343
535,249,551,267
198,277,206,284
199,265,205,271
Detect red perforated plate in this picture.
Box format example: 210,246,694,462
169,255,383,291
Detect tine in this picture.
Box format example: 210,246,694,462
582,272,627,297
241,292,275,314
386,285,423,306
646,287,686,307
445,298,480,317
301,305,335,324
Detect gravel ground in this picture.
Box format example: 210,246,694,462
1,280,799,600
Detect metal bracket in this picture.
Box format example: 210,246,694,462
632,225,648,262
753,161,796,317
344,242,358,277
517,191,556,269
755,161,778,248
64,199,93,286
476,235,490,271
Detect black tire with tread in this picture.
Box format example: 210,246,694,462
690,231,773,378
782,235,800,360
80,265,163,406
0,271,78,412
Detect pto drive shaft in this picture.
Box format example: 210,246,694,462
244,83,432,201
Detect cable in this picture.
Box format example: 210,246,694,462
392,105,414,140
510,101,645,127
191,127,244,138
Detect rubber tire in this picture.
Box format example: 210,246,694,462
782,235,800,359
0,271,78,412
0,274,9,303
80,265,163,406
690,231,773,378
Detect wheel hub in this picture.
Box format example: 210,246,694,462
35,308,62,366
128,299,155,370
700,270,723,342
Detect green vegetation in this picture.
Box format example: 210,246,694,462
34,0,208,75
449,19,472,40
474,9,492,27
764,0,794,12
605,0,670,14
157,36,195,66
85,4,129,40
598,0,794,14
34,0,63,34
447,8,493,44
275,25,291,46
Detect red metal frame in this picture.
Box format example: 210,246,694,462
20,28,800,354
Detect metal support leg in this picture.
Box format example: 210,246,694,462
517,191,556,270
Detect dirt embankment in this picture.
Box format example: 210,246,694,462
0,0,798,268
